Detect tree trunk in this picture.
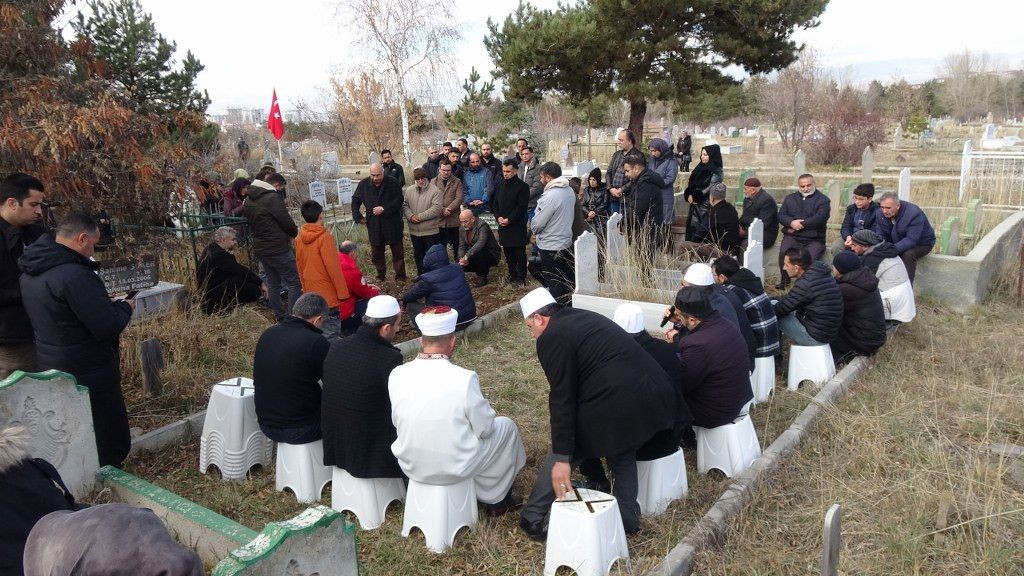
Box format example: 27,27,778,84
398,90,412,168
628,100,647,141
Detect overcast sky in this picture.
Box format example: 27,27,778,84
65,0,1024,114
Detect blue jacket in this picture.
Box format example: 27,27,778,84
878,201,936,253
401,244,476,323
462,167,492,214
840,202,882,240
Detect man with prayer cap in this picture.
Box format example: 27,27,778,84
322,295,405,480
519,288,680,540
612,303,680,382
678,262,756,371
388,306,526,516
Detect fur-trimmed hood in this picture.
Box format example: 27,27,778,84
0,425,30,473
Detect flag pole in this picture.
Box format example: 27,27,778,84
277,139,283,171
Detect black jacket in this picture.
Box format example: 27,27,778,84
490,175,530,247
421,156,441,181
197,242,262,312
382,161,406,189
779,190,831,243
625,168,664,235
840,202,881,240
739,189,779,249
684,144,724,204
458,218,501,263
0,219,45,344
243,183,298,257
253,316,330,430
480,154,502,182
581,184,611,225
321,325,404,478
352,175,405,246
19,235,133,381
697,200,741,254
774,261,844,344
833,267,887,357
860,241,900,273
679,310,754,427
536,307,677,459
725,267,765,295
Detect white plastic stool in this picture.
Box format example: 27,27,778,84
636,449,688,516
695,413,761,477
787,344,836,391
199,377,273,480
401,478,477,553
275,439,332,503
331,467,405,530
544,488,629,576
750,356,776,404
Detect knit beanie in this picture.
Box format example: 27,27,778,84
832,250,861,274
588,167,602,185
850,229,882,247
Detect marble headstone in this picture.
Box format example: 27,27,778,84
743,240,764,284
861,146,874,183
898,167,911,201
320,151,340,177
0,370,100,498
367,151,381,165
574,231,599,295
757,135,765,155
981,123,996,140
576,160,596,178
794,149,806,182
606,212,625,265
958,140,973,202
893,126,903,149
748,217,764,249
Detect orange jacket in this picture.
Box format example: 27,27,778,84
295,223,349,308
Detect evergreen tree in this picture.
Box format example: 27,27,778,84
444,67,496,141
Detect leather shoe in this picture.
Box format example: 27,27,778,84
474,276,489,287
483,493,520,517
519,516,547,542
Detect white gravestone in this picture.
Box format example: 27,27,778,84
574,231,599,295
981,123,997,141
958,140,973,202
794,149,807,182
897,167,911,202
337,178,354,204
0,370,100,498
308,181,327,207
368,151,381,165
320,152,340,177
748,218,764,250
606,213,625,265
744,240,764,284
861,146,874,183
576,160,596,178
893,126,903,149
757,135,765,155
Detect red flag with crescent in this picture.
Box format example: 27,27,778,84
268,89,284,140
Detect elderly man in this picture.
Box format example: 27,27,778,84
243,176,300,319
20,213,134,467
197,226,266,314
492,159,530,285
462,153,493,215
674,262,755,371
380,148,406,188
773,247,844,347
518,146,543,220
676,182,740,259
253,292,331,444
532,162,576,305
322,296,405,481
877,192,935,283
403,167,443,276
421,145,442,180
829,251,887,363
337,240,382,334
390,306,525,516
433,159,465,258
776,174,830,290
847,230,916,323
737,177,779,249
296,200,350,339
519,288,680,540
353,163,407,282
0,173,46,379
458,209,501,287
606,129,645,214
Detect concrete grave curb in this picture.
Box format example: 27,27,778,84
647,355,871,576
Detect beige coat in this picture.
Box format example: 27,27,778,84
403,182,444,236
432,175,464,228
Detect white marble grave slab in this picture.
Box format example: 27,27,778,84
574,231,599,295
744,240,764,284
606,213,625,265
748,217,764,249
898,167,911,202
794,149,806,181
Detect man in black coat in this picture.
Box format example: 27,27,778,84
738,177,779,249
676,182,740,258
457,209,501,287
519,289,679,539
491,159,530,285
243,178,300,319
380,149,406,188
622,156,663,282
353,163,407,282
479,142,503,182
196,226,266,314
19,213,134,467
253,293,331,444
776,174,830,289
0,173,46,379
421,145,441,181
829,251,886,362
321,296,405,479
774,247,844,346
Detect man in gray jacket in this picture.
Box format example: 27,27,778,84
518,146,543,221
532,162,576,304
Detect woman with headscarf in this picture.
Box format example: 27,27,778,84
222,177,250,217
647,138,679,225
682,144,723,242
676,131,692,172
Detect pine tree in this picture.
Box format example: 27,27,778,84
444,68,496,141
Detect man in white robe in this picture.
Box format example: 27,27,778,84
389,306,526,515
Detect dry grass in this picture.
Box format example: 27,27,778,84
692,291,1024,575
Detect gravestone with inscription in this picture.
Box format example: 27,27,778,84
308,181,327,207
98,255,159,295
320,152,340,177
574,232,598,295
337,178,354,204
892,126,903,149
605,213,625,265
0,370,100,498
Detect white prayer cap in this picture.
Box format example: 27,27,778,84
365,295,400,318
416,306,458,336
520,287,556,318
683,263,714,286
612,303,645,334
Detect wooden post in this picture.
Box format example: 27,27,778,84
822,503,842,576
139,338,165,397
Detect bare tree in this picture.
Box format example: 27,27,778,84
752,50,823,150
939,50,1001,121
331,71,401,157
333,0,460,166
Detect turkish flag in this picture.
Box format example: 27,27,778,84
267,89,284,140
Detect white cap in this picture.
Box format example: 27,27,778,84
520,287,556,318
612,303,645,334
365,295,400,318
416,307,458,336
682,262,714,286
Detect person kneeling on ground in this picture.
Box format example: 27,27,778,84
829,251,887,364
457,209,501,287
773,247,844,347
847,230,916,323
253,292,331,444
401,243,476,331
389,306,526,516
336,241,382,335
197,226,266,314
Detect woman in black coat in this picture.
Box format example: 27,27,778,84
830,252,887,362
683,144,723,241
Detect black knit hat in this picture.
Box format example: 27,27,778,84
832,250,861,274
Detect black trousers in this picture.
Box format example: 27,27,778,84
410,233,440,276
899,244,932,284
778,235,826,284
465,250,499,279
440,226,460,260
539,247,575,306
503,245,527,282
203,280,262,315
80,370,131,469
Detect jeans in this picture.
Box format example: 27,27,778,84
257,251,302,320
338,299,368,335
778,313,825,346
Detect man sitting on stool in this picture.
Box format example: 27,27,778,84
253,292,330,444
389,306,526,516
457,209,501,287
773,247,844,347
